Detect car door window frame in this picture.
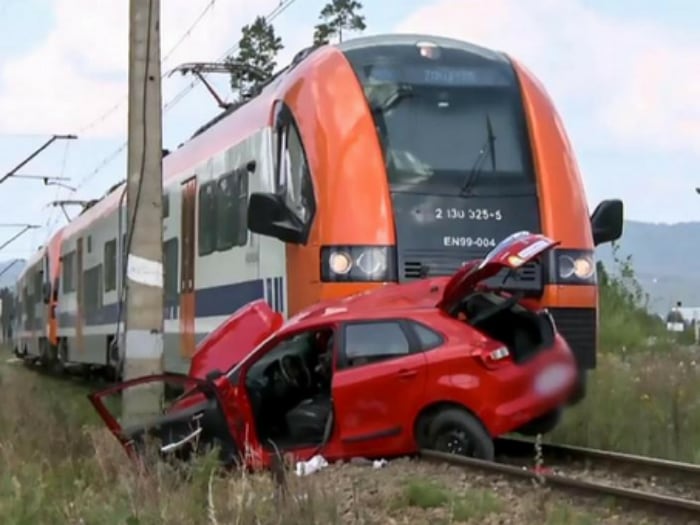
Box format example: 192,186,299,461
403,320,445,352
337,318,425,370
226,323,339,385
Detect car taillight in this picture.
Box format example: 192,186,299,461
477,345,513,370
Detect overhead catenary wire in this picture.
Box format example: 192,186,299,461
71,0,299,193
42,140,73,242
76,0,217,137
2,1,217,238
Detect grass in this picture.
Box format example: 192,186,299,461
0,355,343,525
389,477,614,524
549,250,700,463
551,347,700,462
395,478,503,521
1,351,637,525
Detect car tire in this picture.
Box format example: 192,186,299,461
427,408,495,461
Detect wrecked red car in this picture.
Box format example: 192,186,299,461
88,231,577,467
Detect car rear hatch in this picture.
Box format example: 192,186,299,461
437,231,559,313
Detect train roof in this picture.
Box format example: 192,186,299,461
16,245,45,282
335,33,509,63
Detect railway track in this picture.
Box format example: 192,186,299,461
420,438,700,522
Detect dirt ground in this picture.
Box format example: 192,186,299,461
275,456,687,525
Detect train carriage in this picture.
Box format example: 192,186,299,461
14,228,63,363
14,248,45,359
34,34,621,400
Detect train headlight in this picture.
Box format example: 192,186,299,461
355,247,387,277
553,250,596,284
328,251,353,275
321,246,397,282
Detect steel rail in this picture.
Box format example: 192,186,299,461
495,436,700,478
420,449,700,519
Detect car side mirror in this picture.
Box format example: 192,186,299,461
247,192,306,244
590,199,623,246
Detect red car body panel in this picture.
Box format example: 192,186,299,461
188,299,283,379
89,232,578,469
168,300,283,412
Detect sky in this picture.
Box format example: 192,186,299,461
0,0,698,261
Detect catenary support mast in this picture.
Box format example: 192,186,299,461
123,0,165,423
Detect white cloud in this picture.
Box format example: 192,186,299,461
394,0,700,154
0,0,285,138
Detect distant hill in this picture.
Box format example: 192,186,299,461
0,259,25,290
596,221,700,316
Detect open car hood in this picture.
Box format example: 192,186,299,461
188,299,283,379
437,231,559,312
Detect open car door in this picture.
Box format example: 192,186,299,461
437,231,559,313
88,374,239,466
188,299,283,379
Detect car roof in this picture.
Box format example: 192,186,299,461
283,275,453,330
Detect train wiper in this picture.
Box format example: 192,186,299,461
460,115,497,196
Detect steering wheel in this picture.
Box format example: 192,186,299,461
279,354,312,389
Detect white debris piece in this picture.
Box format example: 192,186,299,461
373,459,388,469
295,454,329,476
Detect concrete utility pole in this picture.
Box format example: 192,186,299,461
123,0,164,423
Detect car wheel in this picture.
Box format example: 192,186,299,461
427,408,495,461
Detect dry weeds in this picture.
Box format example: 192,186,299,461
0,350,690,525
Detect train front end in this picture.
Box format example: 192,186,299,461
327,35,622,399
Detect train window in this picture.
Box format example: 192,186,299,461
163,192,170,218
163,238,179,306
83,265,102,311
62,251,76,294
33,270,42,304
104,239,117,293
272,101,317,242
281,124,314,225
342,45,538,196
215,168,249,251
198,181,217,256
87,236,92,254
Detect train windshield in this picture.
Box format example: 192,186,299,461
342,42,537,196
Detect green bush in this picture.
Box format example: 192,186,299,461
596,242,668,352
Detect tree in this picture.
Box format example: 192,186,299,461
227,16,284,99
313,0,367,46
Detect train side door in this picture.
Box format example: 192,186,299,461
180,177,197,358
42,253,51,337
76,237,84,353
